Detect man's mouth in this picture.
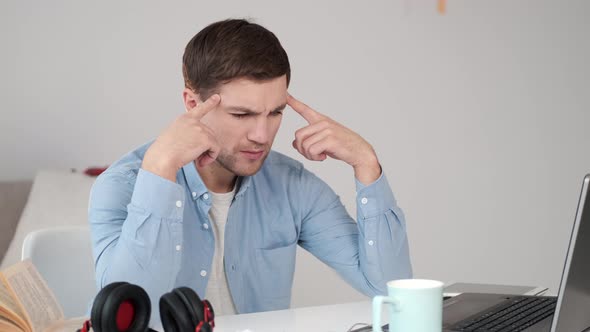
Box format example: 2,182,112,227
240,150,265,160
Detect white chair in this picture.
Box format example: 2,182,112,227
22,226,96,318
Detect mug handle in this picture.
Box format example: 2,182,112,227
372,296,401,332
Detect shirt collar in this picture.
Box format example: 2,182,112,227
235,175,252,198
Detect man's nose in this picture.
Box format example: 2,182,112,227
247,117,269,144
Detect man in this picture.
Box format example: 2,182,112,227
89,19,412,327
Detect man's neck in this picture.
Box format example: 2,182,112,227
195,161,237,193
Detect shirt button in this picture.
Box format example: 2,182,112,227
203,193,210,200
368,240,374,246
203,223,209,230
192,192,197,198
231,265,236,271
175,200,182,208
200,270,207,277
361,197,368,205
175,245,182,251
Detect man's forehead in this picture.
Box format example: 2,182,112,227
217,85,287,113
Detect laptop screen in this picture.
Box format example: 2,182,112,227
551,175,590,332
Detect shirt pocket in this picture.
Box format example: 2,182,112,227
254,241,297,301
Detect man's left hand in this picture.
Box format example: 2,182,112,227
287,94,382,185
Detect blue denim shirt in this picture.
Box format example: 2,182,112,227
88,142,412,327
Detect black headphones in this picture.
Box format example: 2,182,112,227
78,282,215,332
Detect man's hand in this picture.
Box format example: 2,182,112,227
142,94,221,182
287,94,382,185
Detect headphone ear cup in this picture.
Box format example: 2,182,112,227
159,290,194,332
174,287,205,326
99,283,151,332
91,282,128,332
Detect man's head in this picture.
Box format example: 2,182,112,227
182,19,290,177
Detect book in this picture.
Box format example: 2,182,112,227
0,259,85,332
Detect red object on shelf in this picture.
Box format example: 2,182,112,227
84,167,108,177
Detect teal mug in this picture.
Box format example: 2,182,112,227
372,279,444,332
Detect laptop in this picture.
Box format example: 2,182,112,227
441,174,590,332
355,175,590,332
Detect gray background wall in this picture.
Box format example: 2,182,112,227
1,0,589,307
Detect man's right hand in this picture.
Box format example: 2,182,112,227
142,94,221,182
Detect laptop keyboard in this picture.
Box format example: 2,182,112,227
450,296,557,332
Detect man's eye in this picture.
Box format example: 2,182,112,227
231,113,248,119
271,111,283,116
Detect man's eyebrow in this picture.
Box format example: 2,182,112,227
273,104,287,112
224,104,287,114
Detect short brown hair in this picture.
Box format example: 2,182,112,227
182,19,291,100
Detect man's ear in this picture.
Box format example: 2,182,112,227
182,88,201,112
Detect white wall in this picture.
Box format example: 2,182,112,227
1,0,589,307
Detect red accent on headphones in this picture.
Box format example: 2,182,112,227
116,300,136,331
203,301,215,328
80,319,91,332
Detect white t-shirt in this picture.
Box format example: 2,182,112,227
204,186,238,316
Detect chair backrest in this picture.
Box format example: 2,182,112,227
22,226,96,318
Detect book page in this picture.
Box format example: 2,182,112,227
0,315,24,332
0,276,29,331
1,260,64,332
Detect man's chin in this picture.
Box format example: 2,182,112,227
233,162,265,177
216,150,269,177
232,155,268,176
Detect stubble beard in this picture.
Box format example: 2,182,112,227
215,148,268,177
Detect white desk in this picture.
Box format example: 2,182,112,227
50,302,381,332
207,283,548,332
169,301,379,332
47,302,380,332
51,283,546,332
